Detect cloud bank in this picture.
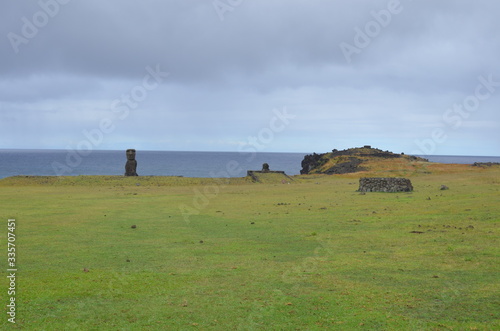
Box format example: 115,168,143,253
1,0,499,155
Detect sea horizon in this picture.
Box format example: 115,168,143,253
0,147,499,158
1,149,499,180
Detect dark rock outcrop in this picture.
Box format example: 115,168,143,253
300,153,324,174
324,157,365,174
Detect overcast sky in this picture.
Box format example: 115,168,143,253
1,0,499,156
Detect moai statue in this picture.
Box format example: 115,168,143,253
262,163,270,173
125,149,138,176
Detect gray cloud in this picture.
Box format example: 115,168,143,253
1,0,499,155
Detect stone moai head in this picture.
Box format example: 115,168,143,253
126,149,136,161
262,163,270,172
125,149,138,176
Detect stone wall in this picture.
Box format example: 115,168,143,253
472,162,500,167
358,177,413,193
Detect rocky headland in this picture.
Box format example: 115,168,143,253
300,146,429,175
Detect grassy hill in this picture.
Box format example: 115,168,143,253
300,146,430,175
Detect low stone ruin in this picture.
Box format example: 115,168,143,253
358,177,413,192
247,163,290,182
472,162,500,167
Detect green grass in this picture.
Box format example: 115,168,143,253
1,167,499,330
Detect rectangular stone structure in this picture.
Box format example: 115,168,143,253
358,177,413,192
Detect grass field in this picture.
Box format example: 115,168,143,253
1,165,499,330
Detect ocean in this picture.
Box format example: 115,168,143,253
0,149,499,179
